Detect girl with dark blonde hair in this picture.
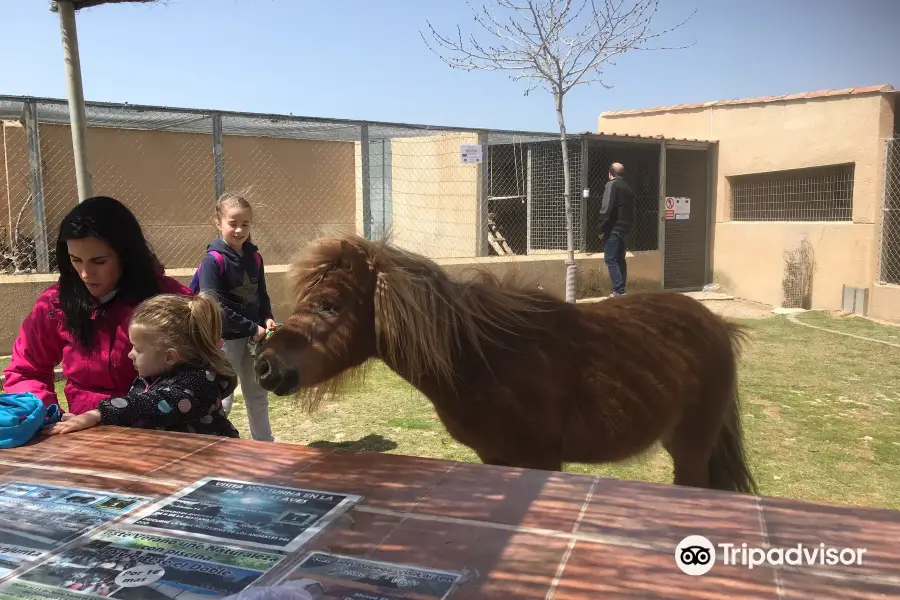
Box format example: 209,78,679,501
45,292,240,438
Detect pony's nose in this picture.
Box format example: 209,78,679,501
255,354,281,389
255,352,299,395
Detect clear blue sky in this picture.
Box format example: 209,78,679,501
2,0,898,133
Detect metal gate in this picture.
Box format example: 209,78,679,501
661,144,711,290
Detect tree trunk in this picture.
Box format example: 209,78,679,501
555,92,577,303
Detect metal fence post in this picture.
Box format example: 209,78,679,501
658,139,667,289
579,135,589,252
526,144,533,254
477,131,490,257
24,101,50,273
704,144,714,285
360,124,372,240
212,113,225,200
57,0,93,202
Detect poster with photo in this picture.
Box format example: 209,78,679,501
0,528,286,600
0,482,150,579
280,552,463,600
124,478,363,552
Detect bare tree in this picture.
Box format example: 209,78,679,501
422,0,695,302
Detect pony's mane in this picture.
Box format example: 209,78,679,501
287,233,559,395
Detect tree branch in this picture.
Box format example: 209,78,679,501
421,0,696,99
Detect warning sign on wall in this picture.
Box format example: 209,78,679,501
460,144,483,164
664,196,691,221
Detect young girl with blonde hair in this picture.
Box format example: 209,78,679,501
45,293,240,438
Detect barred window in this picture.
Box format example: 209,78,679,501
729,164,854,222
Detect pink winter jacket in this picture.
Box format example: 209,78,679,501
2,273,192,415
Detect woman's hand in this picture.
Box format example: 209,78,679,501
264,319,277,331
43,410,101,436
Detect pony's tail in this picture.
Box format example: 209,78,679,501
708,322,759,495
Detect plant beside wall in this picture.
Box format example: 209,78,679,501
781,238,815,309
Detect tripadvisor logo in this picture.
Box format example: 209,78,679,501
675,535,716,576
675,535,868,575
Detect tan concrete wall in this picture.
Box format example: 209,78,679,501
353,141,365,236
712,223,871,308
869,285,900,323
390,132,480,258
1,122,356,270
0,250,662,355
598,93,894,311
220,134,356,264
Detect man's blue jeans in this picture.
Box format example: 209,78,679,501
603,230,628,294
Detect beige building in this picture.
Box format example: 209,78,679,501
598,84,900,322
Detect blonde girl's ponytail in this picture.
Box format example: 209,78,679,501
187,292,235,378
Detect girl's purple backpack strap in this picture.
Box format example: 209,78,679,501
208,250,226,275
254,251,262,271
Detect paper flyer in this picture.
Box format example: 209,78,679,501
279,552,463,600
0,482,151,579
124,478,363,552
0,528,287,600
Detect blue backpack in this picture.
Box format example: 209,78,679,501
189,250,262,294
0,393,62,449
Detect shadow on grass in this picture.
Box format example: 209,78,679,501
308,433,398,453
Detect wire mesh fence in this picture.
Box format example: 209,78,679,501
878,136,900,285
729,164,854,222
583,139,660,254
1,95,673,299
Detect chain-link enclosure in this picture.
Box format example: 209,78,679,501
878,136,900,285
1,95,713,299
583,139,660,254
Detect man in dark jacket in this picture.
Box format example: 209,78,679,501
598,162,634,296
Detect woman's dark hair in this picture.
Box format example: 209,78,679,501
56,196,164,350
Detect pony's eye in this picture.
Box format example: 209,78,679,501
318,298,342,316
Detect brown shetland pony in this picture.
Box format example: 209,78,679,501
255,234,758,495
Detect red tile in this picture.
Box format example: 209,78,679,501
0,426,119,463
779,569,900,599
413,463,595,532
36,428,224,476
853,85,892,94
117,479,185,499
292,511,404,557
365,517,568,599
578,477,765,550
760,496,900,579
146,437,328,485
0,469,130,494
285,449,457,511
552,540,778,599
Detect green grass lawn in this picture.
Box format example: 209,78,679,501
794,310,900,344
4,312,898,511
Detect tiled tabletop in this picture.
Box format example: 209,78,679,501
0,427,897,599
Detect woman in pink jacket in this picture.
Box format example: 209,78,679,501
3,196,191,415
